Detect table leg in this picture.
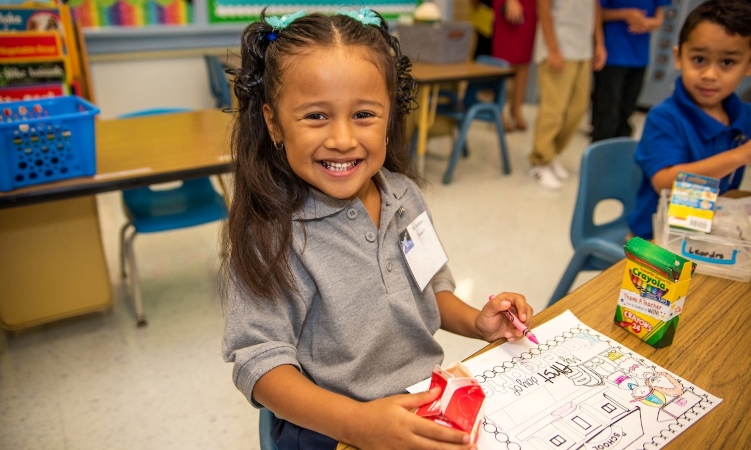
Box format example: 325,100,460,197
415,84,432,173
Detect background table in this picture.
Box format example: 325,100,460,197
0,110,233,329
410,61,515,172
469,260,751,449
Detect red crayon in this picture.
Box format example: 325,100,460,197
489,295,539,345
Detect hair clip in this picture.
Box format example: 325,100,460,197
265,10,307,30
339,7,381,27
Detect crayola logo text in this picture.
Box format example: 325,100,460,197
630,268,666,290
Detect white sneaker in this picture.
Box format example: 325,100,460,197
549,159,570,180
530,165,563,190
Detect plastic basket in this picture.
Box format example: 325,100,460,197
0,96,99,192
654,190,751,282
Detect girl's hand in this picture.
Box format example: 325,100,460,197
504,0,524,24
476,292,533,342
349,388,476,450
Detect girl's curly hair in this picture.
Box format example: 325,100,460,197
225,9,419,301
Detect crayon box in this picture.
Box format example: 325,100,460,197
415,362,486,443
615,237,696,348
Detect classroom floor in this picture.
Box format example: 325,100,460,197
1,106,646,449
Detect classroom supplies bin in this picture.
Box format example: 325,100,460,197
0,96,99,192
654,190,751,282
397,22,474,63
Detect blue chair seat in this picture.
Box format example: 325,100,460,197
548,138,642,307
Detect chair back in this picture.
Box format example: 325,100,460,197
461,55,509,113
570,138,641,250
204,54,232,109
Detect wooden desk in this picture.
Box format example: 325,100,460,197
0,109,233,209
410,61,515,172
0,110,233,329
469,260,751,449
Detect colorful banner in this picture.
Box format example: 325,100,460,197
207,0,418,23
69,0,192,27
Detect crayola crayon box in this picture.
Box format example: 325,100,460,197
615,237,696,348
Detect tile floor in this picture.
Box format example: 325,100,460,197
1,105,646,449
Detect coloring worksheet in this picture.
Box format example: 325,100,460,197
412,310,721,450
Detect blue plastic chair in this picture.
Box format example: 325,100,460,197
434,55,512,184
548,138,642,307
259,408,277,450
118,108,228,326
204,54,232,109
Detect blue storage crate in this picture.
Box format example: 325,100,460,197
0,96,99,192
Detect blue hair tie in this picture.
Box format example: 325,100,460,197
339,7,381,27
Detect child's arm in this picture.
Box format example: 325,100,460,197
600,7,646,24
593,0,607,71
254,365,476,450
537,0,564,72
651,140,751,192
435,290,534,342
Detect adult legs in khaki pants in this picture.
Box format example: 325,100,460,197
529,60,592,167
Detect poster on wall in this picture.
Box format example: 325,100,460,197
207,0,418,24
68,0,193,28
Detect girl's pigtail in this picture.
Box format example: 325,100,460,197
371,12,417,117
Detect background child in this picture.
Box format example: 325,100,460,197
222,9,534,450
628,0,751,239
528,0,607,191
591,0,671,142
491,0,537,131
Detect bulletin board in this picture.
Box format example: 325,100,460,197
207,0,418,23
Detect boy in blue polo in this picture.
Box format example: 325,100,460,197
628,0,751,239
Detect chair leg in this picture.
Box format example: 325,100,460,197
124,231,147,327
443,119,474,184
408,130,418,160
119,223,132,279
259,408,277,450
492,112,512,175
548,250,591,308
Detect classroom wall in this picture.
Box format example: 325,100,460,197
90,57,216,119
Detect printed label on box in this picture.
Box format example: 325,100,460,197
668,172,719,233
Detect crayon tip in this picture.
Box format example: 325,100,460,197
528,333,539,345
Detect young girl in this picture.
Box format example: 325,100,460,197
222,8,534,450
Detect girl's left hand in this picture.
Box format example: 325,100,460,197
476,292,533,342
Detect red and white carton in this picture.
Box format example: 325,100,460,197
415,362,486,443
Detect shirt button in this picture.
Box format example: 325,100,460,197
347,208,358,219
387,260,393,272
365,232,376,242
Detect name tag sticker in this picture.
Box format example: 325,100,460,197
400,210,448,291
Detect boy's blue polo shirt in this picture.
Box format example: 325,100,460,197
600,0,671,67
628,77,751,239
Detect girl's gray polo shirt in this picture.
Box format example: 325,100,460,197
223,169,454,407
